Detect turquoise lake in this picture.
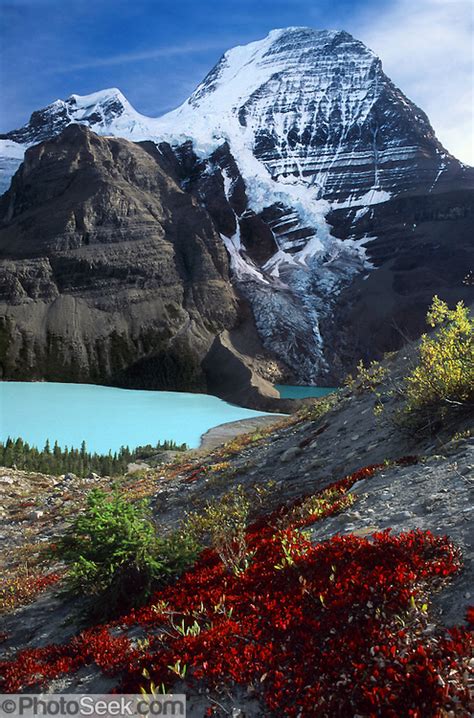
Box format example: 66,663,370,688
0,382,275,453
276,385,337,399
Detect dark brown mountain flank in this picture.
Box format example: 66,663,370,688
1,29,473,390
0,125,281,406
320,190,474,381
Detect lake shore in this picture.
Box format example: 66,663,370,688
0,381,279,453
199,414,285,450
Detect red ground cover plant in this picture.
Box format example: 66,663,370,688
0,572,61,614
1,461,472,717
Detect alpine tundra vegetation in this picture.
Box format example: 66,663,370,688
1,301,473,715
0,16,473,718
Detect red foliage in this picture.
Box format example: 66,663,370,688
0,460,471,717
466,606,474,628
183,467,206,483
0,572,61,613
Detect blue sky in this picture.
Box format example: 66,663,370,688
0,0,472,163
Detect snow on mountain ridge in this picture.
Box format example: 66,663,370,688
187,27,333,108
1,27,457,203
154,28,381,159
67,88,127,105
1,26,471,382
64,88,162,138
0,87,158,190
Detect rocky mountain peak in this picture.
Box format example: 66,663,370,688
65,88,132,126
2,27,470,202
189,26,374,108
0,88,137,148
0,29,472,391
151,26,468,205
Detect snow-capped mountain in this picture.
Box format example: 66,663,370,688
2,28,467,200
155,27,466,201
0,88,144,193
1,28,472,384
4,88,156,146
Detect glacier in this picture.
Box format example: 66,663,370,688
0,27,470,381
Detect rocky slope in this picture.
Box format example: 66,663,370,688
0,124,283,406
1,27,473,386
0,343,472,712
321,190,474,379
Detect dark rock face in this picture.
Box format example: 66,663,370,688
0,125,280,402
181,27,473,201
321,190,474,381
0,28,473,391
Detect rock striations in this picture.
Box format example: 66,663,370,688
0,125,281,406
0,27,473,393
156,27,470,201
3,29,470,201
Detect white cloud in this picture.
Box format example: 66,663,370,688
61,39,232,72
353,0,473,165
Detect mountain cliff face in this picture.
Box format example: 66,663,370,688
0,27,473,390
156,28,470,201
0,125,283,405
3,29,470,201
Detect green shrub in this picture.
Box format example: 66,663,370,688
56,489,199,616
185,485,253,576
401,296,473,428
299,392,339,422
273,529,312,570
344,359,387,394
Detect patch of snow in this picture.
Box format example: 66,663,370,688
0,139,25,160
428,164,446,193
353,206,370,222
295,235,325,264
0,140,25,193
221,169,235,203
262,250,296,279
220,233,269,284
68,88,126,107
332,189,392,209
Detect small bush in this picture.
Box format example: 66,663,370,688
185,485,253,576
56,489,199,616
401,297,473,428
299,391,339,422
0,572,60,614
273,529,311,570
278,487,356,530
344,359,387,394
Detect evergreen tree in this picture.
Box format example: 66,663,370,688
0,436,187,477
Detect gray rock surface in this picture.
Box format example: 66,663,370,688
0,125,281,407
0,338,472,709
200,415,283,451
